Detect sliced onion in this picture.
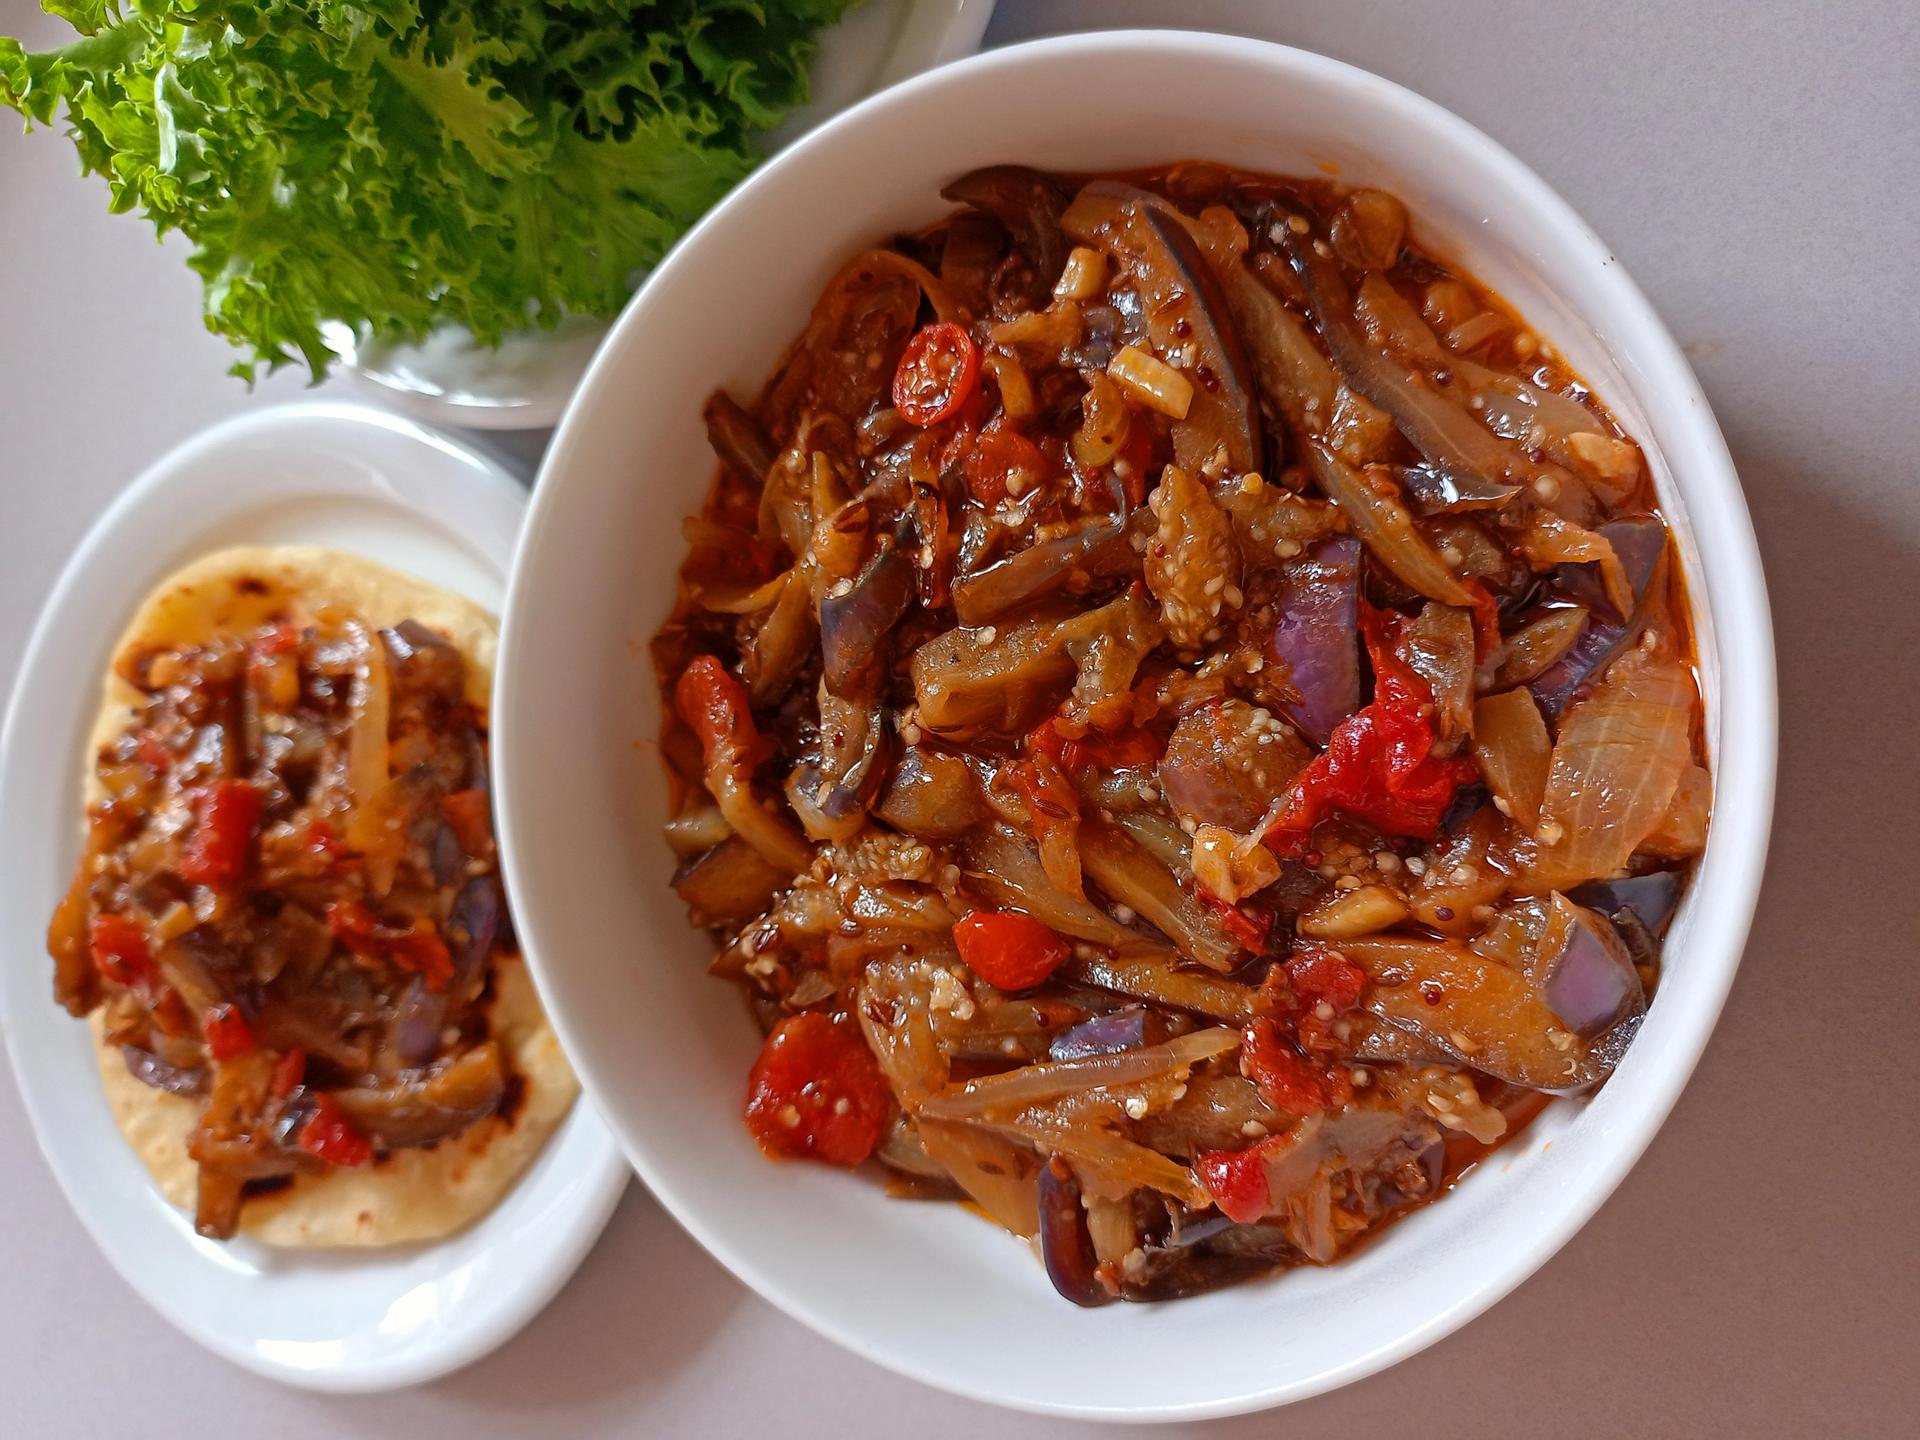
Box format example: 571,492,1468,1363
1531,652,1696,889
1496,605,1588,688
1472,688,1552,828
1064,951,1261,1024
920,1028,1240,1122
1304,442,1477,606
1079,819,1240,972
1403,602,1477,741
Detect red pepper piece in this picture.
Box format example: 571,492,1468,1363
963,424,1049,506
299,1094,373,1167
88,913,156,988
1241,1018,1334,1116
743,1013,891,1166
1285,945,1366,1015
1195,1141,1274,1225
892,322,981,427
953,910,1072,991
270,1048,307,1100
179,779,262,887
1025,717,1164,777
201,1003,256,1061
674,655,765,773
1201,891,1272,954
390,920,453,993
325,898,381,950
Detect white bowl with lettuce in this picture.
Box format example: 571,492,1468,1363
492,30,1777,1420
0,0,994,429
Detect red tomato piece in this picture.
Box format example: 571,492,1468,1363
1263,680,1476,857
325,898,380,950
1025,718,1163,777
1194,1141,1273,1225
270,1048,308,1100
743,1013,891,1166
1201,891,1272,954
1285,945,1366,1015
674,655,765,773
1461,579,1503,662
1241,1019,1333,1116
390,920,454,993
953,910,1071,991
299,1094,374,1167
963,425,1049,506
201,1003,256,1061
88,913,156,988
892,322,981,427
179,779,262,887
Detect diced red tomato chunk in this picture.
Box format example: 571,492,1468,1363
179,780,262,887
744,1013,890,1166
953,910,1071,991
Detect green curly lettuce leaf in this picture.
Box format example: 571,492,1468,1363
1,1,860,379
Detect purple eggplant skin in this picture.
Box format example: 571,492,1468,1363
1268,537,1362,744
940,166,1071,298
120,1046,209,1098
820,544,916,696
1048,1005,1169,1061
1037,1160,1115,1307
1569,870,1683,937
1555,518,1667,623
1530,529,1670,715
1543,901,1642,1037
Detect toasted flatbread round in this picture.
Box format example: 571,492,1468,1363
84,546,578,1247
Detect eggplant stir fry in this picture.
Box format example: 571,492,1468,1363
49,615,515,1238
653,164,1709,1304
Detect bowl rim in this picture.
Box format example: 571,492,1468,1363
499,28,1779,1420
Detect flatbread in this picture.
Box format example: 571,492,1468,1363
82,546,578,1246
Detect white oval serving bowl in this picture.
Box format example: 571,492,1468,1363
0,402,630,1392
494,32,1777,1421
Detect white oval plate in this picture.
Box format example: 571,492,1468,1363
0,401,629,1393
345,0,998,430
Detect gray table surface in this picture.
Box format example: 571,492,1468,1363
4,2,1916,1435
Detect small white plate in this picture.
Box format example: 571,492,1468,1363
0,401,629,1393
345,0,998,430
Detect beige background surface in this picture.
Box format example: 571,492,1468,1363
3,1,1916,1434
